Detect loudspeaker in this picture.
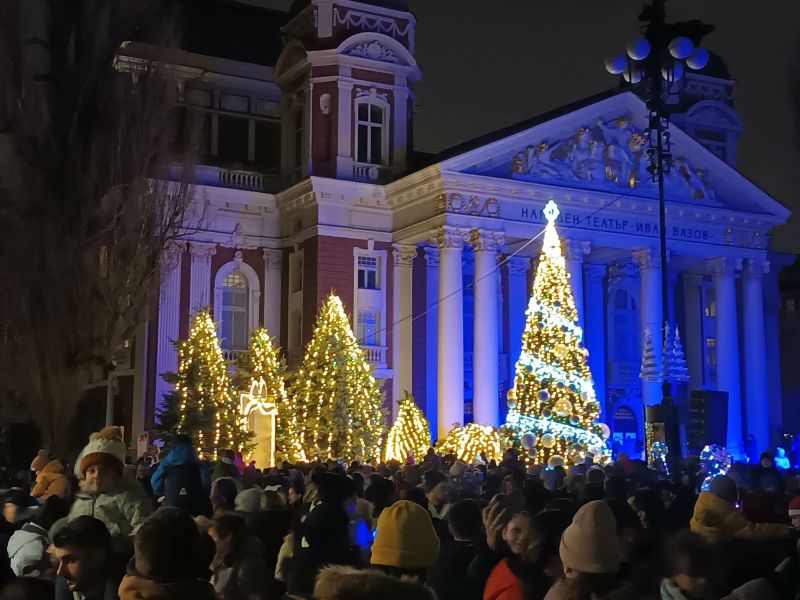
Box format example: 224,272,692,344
687,390,728,454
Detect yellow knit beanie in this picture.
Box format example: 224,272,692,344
370,500,440,569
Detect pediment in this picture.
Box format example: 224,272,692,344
439,92,789,223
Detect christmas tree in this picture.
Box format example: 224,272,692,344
506,200,605,465
290,293,385,462
171,310,253,459
436,423,503,464
641,327,658,381
384,392,431,463
238,328,305,463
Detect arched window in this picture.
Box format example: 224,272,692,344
612,406,639,451
355,101,385,165
213,257,261,354
221,271,248,351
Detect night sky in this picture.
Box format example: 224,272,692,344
409,1,800,253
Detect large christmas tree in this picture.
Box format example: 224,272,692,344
506,200,605,465
384,392,431,463
237,328,305,463
171,310,252,459
290,293,385,462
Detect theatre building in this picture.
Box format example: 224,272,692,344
111,0,790,457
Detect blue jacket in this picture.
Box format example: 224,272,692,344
150,443,211,498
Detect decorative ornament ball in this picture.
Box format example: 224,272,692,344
568,383,577,392
522,432,537,450
538,389,550,402
553,301,562,308
599,423,611,440
553,399,572,417
507,398,518,410
555,344,568,357
561,325,568,333
507,388,516,400
556,381,565,389
541,433,557,449
579,391,589,403
548,455,565,468
569,415,580,426
542,409,553,420
537,321,545,329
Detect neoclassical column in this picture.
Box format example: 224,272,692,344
708,257,743,457
471,229,504,426
391,243,417,420
263,249,283,342
584,263,607,420
189,241,217,312
742,258,770,449
563,240,591,329
424,247,439,438
633,248,663,406
506,256,531,378
432,226,466,439
764,269,784,442
156,242,185,410
682,273,704,392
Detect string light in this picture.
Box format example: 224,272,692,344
175,310,251,460
289,293,385,462
384,393,431,463
436,423,503,464
505,200,608,465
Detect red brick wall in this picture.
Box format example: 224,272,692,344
352,68,395,85
301,238,318,346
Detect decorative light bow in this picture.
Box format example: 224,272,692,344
240,378,277,419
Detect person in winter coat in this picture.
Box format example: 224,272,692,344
31,459,68,500
209,512,271,600
428,499,484,600
8,495,68,577
118,507,217,600
212,450,242,484
150,433,212,517
68,427,153,552
314,565,436,600
53,516,118,600
370,500,440,581
690,475,791,543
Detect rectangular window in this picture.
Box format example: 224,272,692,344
357,256,379,290
217,115,250,164
355,102,384,165
254,120,281,170
705,337,717,367
357,311,379,346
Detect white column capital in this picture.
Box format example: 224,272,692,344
563,240,591,262
162,241,186,271
632,248,667,270
189,241,217,262
507,255,531,276
431,226,468,250
392,243,418,267
682,272,705,288
263,248,283,271
742,258,770,279
424,246,439,268
707,257,742,279
469,229,505,253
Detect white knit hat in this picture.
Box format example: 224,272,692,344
78,426,127,475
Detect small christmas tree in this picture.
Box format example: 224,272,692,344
384,392,431,463
289,293,385,462
238,328,305,463
506,200,605,464
663,325,689,383
166,310,252,459
436,423,502,464
641,327,658,381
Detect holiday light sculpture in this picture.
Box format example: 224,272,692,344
239,378,277,467
289,293,385,462
384,392,431,463
175,310,252,459
700,444,732,490
505,200,606,465
436,423,503,464
240,329,305,463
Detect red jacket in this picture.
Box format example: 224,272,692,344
484,559,525,600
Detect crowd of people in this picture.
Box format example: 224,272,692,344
2,426,800,599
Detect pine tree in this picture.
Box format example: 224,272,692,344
290,293,385,462
238,328,305,463
384,392,431,463
506,200,604,465
169,310,252,459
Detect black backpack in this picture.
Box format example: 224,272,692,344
163,462,212,517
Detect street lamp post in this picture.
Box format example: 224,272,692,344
605,1,711,471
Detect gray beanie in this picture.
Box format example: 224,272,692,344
234,488,265,513
709,474,738,503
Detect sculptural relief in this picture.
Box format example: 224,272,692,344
510,114,715,203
